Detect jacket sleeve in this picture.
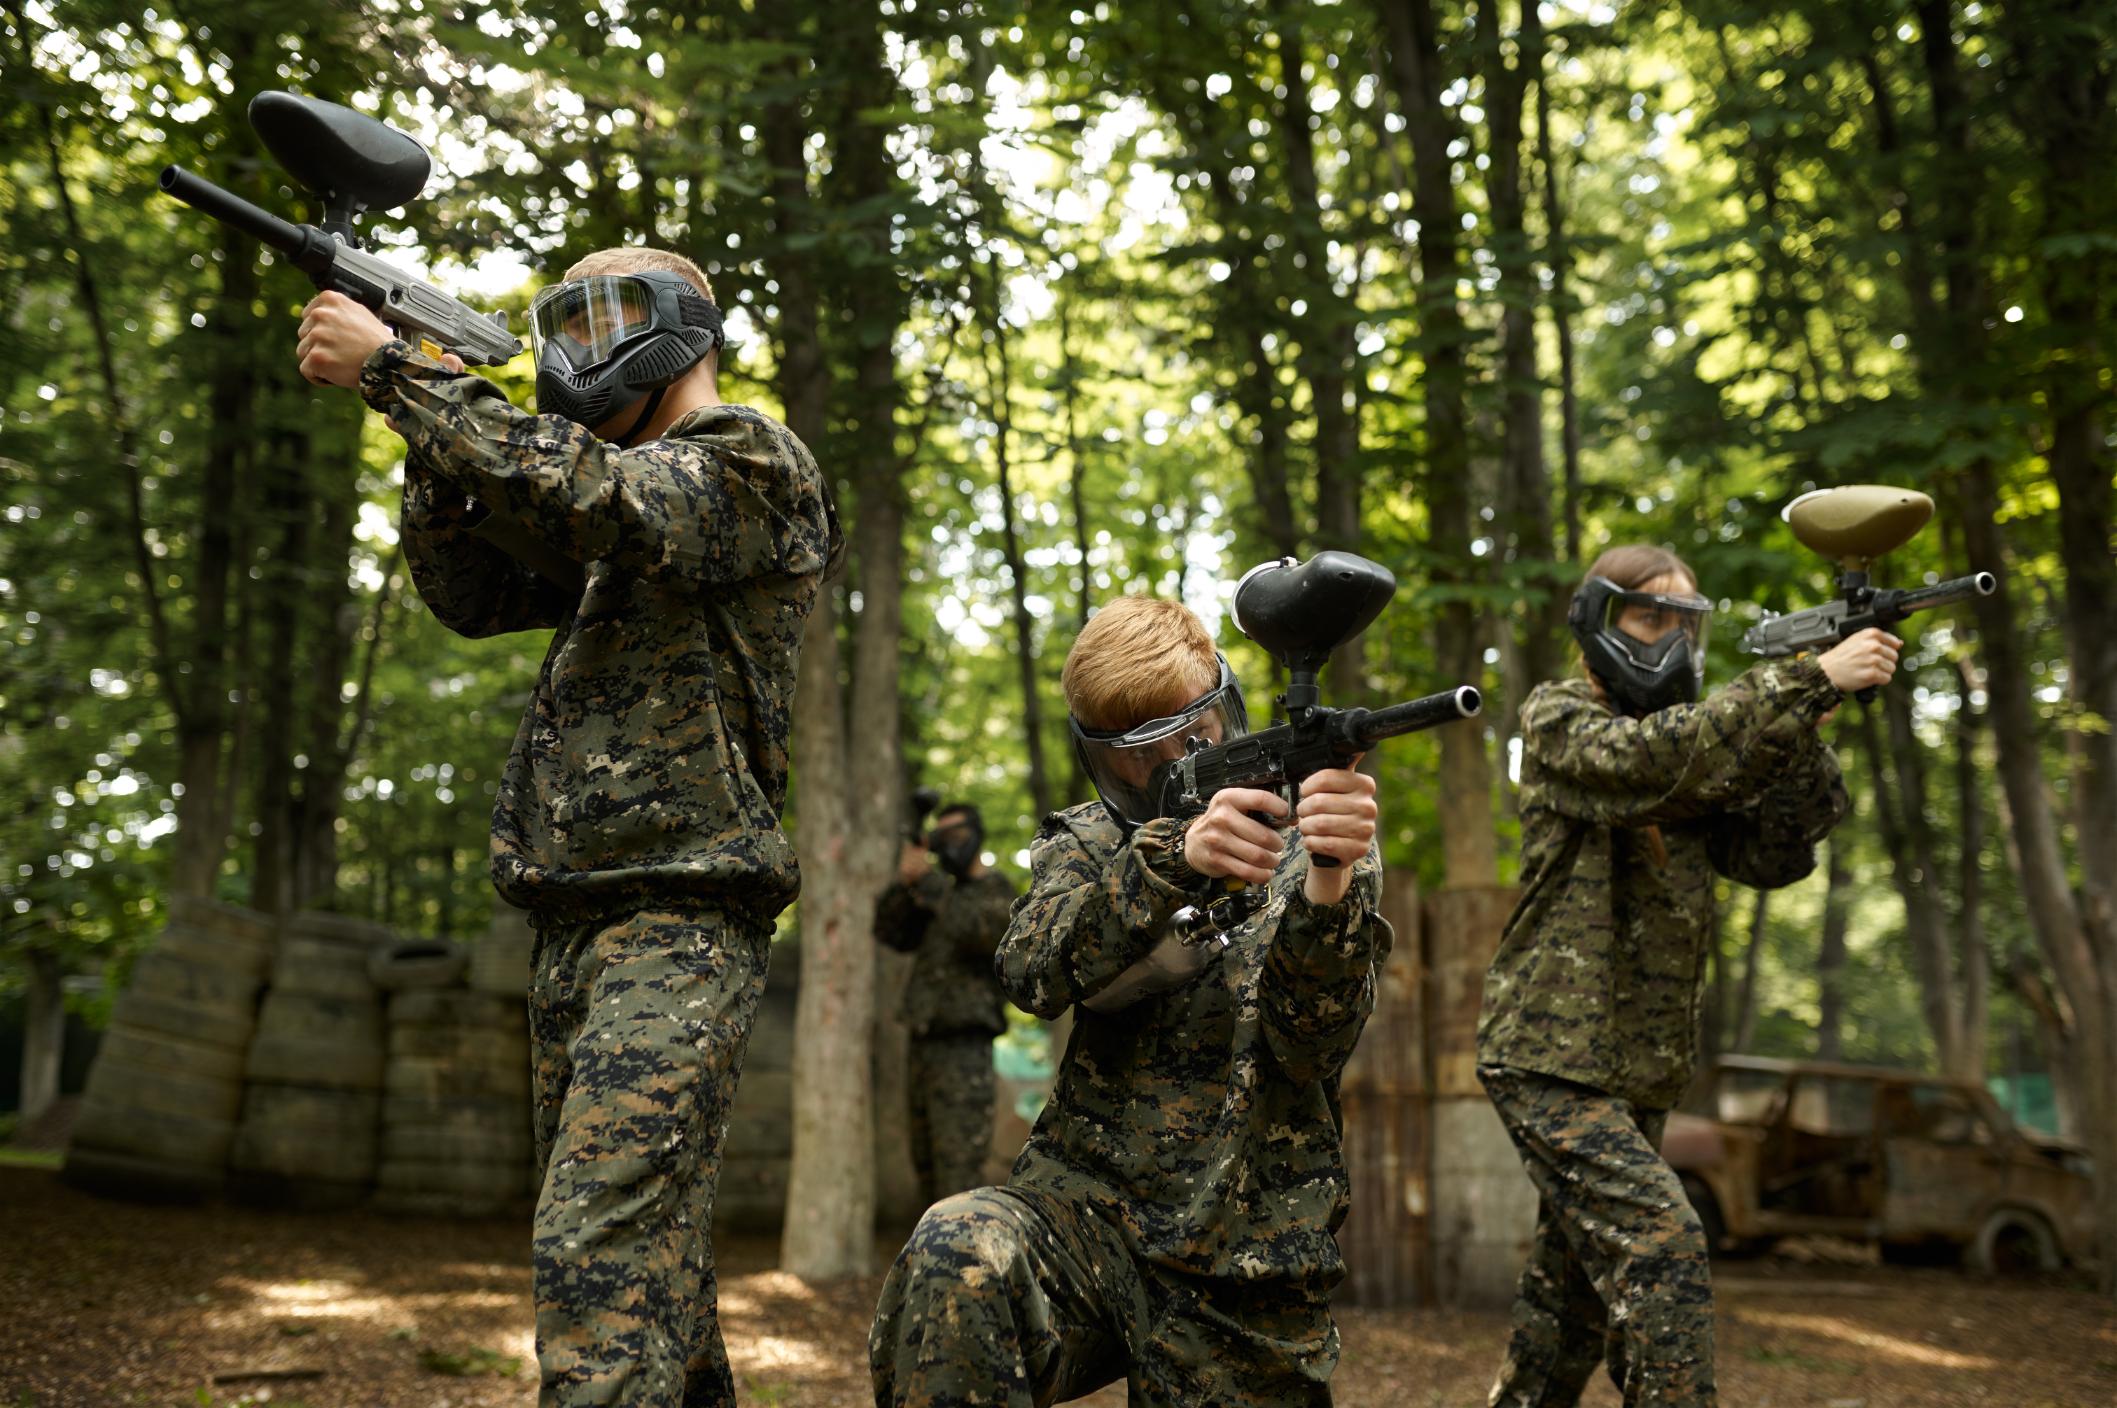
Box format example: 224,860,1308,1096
398,455,571,639
360,340,827,584
1521,658,1841,828
996,816,1210,1019
1704,736,1851,889
873,876,939,954
1260,845,1391,1087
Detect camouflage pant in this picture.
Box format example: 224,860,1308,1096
1479,1065,1716,1408
908,1033,997,1206
869,1184,1336,1407
530,906,771,1408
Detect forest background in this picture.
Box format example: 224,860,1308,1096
2,0,2114,1287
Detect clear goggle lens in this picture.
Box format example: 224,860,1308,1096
1602,589,1712,654
528,276,659,371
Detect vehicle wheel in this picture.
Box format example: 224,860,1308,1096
1968,1208,2062,1275
1680,1175,1770,1260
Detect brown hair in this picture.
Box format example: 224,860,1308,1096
1062,597,1220,731
564,247,717,303
1578,543,1698,867
1582,543,1696,596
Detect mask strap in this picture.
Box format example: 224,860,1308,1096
609,385,669,448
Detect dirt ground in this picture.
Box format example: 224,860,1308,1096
3,1164,2113,1408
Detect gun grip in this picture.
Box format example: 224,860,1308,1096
1855,685,1880,704
1312,854,1343,870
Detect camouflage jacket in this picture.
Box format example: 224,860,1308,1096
1000,803,1389,1288
1478,659,1849,1108
874,868,1016,1038
361,341,832,926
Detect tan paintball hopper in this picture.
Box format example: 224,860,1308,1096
1783,485,1935,571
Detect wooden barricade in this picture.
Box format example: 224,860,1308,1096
1337,876,1430,1307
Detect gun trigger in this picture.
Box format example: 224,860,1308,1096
417,336,447,361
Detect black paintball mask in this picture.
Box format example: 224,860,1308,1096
1069,654,1250,832
1568,575,1713,716
529,271,724,447
927,805,985,879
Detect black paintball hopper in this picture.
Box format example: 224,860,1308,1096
1231,550,1398,674
249,90,430,241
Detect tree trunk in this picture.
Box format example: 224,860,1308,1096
982,265,1055,822
1272,0,1365,689
1059,291,1094,803
249,412,312,917
1731,889,1768,1055
781,9,907,1276
1533,15,1581,565
1059,291,1094,639
290,431,364,913
18,946,65,1127
2003,0,2117,923
1815,837,1850,1062
1701,896,1729,1064
1954,663,1990,1084
1904,3,2117,1290
1485,0,1558,691
1382,0,1494,886
1860,691,1966,1075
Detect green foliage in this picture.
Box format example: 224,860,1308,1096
3,0,2110,1092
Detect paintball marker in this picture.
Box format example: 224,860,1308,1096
1742,485,1996,701
1146,551,1480,948
904,786,943,844
159,91,521,367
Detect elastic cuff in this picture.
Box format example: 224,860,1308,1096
1787,655,1843,723
358,338,418,413
1131,817,1215,896
1281,881,1367,945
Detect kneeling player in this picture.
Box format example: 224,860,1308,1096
870,595,1389,1407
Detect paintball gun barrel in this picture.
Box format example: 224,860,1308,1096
1741,485,1997,700
159,92,521,367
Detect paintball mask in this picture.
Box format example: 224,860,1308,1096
927,805,985,879
1569,575,1713,715
1070,654,1250,831
529,271,723,445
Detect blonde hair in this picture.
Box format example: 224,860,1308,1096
1062,597,1220,731
563,247,716,303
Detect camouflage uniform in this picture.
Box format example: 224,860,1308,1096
871,805,1389,1407
1477,659,1849,1408
363,341,831,1408
875,870,1018,1204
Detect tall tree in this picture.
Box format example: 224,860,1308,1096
780,0,917,1277
1379,0,1496,886
1484,0,1560,693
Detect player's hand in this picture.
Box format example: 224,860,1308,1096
1297,767,1378,906
1816,628,1902,695
1184,787,1286,886
896,841,928,888
296,292,394,388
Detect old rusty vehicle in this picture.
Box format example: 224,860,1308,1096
1664,1055,2095,1272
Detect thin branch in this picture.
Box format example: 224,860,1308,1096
335,543,404,770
